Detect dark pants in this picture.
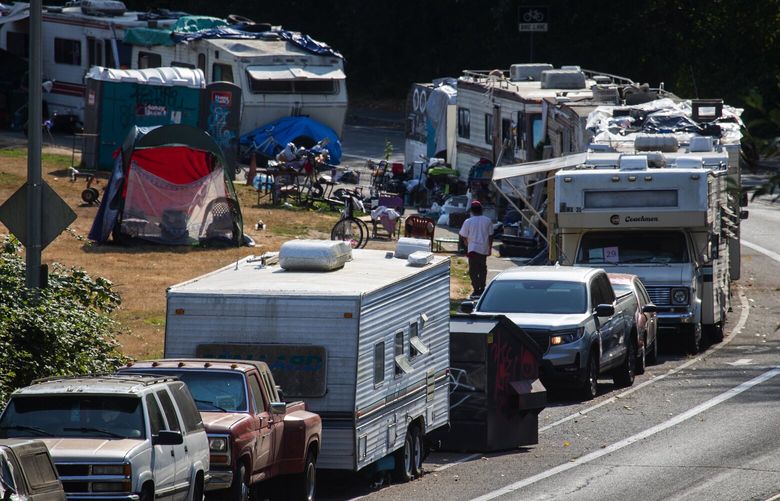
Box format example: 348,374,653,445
468,253,488,295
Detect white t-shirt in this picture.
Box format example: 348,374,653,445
459,214,493,255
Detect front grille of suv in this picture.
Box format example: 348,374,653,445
645,286,671,306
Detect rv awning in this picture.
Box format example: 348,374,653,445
492,153,590,181
246,65,345,80
0,5,30,26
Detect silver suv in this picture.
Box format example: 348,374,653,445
0,375,209,501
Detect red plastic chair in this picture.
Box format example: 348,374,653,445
404,215,436,245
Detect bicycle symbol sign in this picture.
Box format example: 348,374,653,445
518,5,549,32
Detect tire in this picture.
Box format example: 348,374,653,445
646,334,659,366
393,428,415,483
224,464,249,501
580,349,599,401
411,426,424,478
683,323,702,354
140,484,154,501
331,218,364,248
635,332,646,375
192,474,204,501
710,322,724,343
289,450,316,501
613,335,636,388
356,218,370,248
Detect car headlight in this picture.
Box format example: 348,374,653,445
671,288,689,305
92,464,131,476
209,437,228,453
551,328,585,346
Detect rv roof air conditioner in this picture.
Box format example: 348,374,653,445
688,136,714,152
618,155,649,171
540,69,587,90
79,0,127,16
509,64,553,82
560,65,582,71
634,134,679,153
592,75,612,85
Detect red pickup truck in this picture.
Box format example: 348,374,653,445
119,359,321,501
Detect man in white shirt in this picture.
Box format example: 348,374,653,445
458,200,493,297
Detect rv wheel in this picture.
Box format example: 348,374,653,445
411,427,424,477
393,429,415,483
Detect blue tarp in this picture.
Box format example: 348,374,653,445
171,28,344,59
240,117,342,164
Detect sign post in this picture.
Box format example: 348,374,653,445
518,6,549,63
26,0,43,288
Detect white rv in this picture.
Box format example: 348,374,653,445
163,248,451,473
0,1,348,136
0,0,181,127
554,151,733,353
125,28,347,136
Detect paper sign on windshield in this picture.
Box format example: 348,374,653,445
604,246,620,263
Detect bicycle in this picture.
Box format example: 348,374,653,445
330,191,369,249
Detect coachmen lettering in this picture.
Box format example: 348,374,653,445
625,216,659,223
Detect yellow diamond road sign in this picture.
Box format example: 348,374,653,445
0,182,77,249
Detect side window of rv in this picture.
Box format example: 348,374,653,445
197,54,206,73
373,342,385,385
458,108,470,139
54,38,80,66
212,63,234,83
484,114,493,144
394,332,404,376
137,51,161,69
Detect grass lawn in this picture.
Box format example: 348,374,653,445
1,147,470,359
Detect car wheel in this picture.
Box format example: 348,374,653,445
289,450,316,501
191,474,204,501
226,464,249,501
646,334,659,366
140,484,154,501
684,323,701,354
613,335,636,388
394,428,415,482
635,332,646,375
411,426,424,477
580,349,599,401
710,322,724,343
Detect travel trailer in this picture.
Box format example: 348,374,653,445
0,1,347,136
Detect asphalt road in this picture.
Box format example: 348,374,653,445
319,199,780,500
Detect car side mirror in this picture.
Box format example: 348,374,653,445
459,301,475,314
153,430,183,446
642,304,658,314
270,402,286,415
595,304,615,317
740,209,749,220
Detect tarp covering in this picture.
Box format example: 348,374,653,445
240,116,342,164
171,28,344,59
123,27,176,46
172,16,228,33
88,124,243,246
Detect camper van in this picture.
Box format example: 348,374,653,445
0,1,348,136
0,1,182,128
163,247,451,476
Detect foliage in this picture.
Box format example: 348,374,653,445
0,236,126,405
383,139,394,161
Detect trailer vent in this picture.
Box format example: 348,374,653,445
591,85,620,104
509,63,553,82
634,134,679,153
618,155,649,171
688,136,714,152
540,69,587,90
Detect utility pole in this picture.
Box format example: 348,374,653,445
26,0,42,288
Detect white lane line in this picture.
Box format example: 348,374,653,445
472,365,780,501
433,453,481,472
539,288,751,433
742,239,780,264
764,492,780,501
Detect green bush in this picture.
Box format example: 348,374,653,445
0,236,126,405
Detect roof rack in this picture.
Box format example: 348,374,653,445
31,374,181,386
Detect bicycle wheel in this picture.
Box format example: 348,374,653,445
331,218,365,248
356,217,370,248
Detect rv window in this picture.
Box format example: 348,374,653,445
295,80,337,94
54,38,80,66
197,54,206,73
87,37,103,67
212,63,234,83
7,32,28,59
409,322,419,357
529,114,545,161
458,108,470,139
137,51,161,69
172,61,195,69
394,332,404,376
117,41,131,68
104,39,116,68
484,114,493,144
374,342,385,385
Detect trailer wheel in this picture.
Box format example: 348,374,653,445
411,426,424,477
393,428,415,483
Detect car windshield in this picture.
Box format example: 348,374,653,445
124,371,247,412
576,231,690,264
478,280,588,314
0,396,145,439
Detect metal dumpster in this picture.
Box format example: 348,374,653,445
433,314,546,451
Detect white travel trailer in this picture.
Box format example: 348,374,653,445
163,247,451,473
125,28,347,136
554,151,734,353
0,0,182,127
0,1,348,136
